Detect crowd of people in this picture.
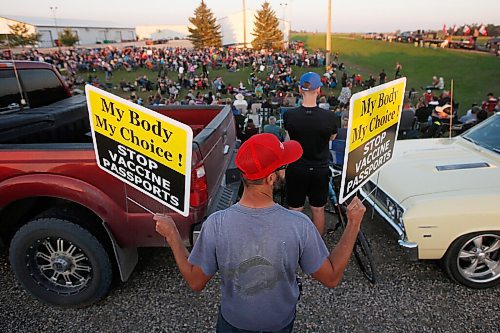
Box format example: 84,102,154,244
4,45,330,100
3,44,394,107
4,44,497,140
402,74,500,138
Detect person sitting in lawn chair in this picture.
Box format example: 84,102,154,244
423,103,456,138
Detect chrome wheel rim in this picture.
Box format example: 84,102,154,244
457,234,500,283
26,237,93,295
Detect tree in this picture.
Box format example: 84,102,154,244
188,0,222,49
251,2,284,50
8,23,40,47
59,28,79,46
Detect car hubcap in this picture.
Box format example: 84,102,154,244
457,234,500,283
26,237,93,295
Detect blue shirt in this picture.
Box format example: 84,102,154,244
263,124,285,141
188,203,328,331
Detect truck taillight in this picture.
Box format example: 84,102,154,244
190,165,208,207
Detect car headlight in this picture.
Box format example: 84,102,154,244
386,198,405,226
397,208,404,225
386,198,396,219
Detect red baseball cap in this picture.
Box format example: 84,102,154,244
236,133,303,180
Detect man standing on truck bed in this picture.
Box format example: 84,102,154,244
283,72,338,235
155,133,366,332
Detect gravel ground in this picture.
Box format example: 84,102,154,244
0,212,498,333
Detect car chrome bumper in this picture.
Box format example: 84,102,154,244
360,188,419,261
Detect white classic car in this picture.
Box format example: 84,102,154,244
361,113,500,288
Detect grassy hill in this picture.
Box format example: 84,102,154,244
293,33,500,113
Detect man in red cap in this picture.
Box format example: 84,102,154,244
154,134,365,332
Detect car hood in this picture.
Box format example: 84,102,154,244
374,137,500,204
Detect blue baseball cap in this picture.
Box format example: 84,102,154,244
299,72,323,91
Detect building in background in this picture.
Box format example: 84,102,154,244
137,9,290,48
136,25,189,41
218,9,290,48
1,9,289,49
0,15,136,47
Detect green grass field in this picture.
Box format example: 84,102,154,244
83,34,499,116
292,33,500,113
83,63,339,105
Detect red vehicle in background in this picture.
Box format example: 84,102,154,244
0,61,240,307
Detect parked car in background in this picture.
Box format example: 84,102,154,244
396,31,423,43
362,32,384,40
153,38,171,45
485,37,500,54
361,113,500,289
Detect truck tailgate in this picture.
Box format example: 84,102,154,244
194,107,239,211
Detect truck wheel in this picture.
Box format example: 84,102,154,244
9,217,113,307
443,232,500,289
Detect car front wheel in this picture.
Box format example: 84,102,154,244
444,232,500,289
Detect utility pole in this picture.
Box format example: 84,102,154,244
280,3,288,49
326,0,332,67
242,0,247,48
50,6,59,48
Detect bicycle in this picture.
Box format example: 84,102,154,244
325,165,377,284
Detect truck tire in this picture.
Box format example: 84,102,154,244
9,217,113,307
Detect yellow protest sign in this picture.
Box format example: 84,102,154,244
85,85,193,216
339,78,406,203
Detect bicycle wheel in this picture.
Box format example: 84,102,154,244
324,180,337,215
324,200,336,215
338,204,377,284
353,231,377,284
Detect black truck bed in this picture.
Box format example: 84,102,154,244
0,95,90,144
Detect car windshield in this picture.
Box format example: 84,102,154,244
462,115,500,153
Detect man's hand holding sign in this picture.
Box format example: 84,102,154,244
340,78,406,203
85,85,193,217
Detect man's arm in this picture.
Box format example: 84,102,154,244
154,215,212,292
311,197,366,288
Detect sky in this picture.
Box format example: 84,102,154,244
3,0,499,33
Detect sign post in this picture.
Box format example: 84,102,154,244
339,78,406,203
85,85,193,217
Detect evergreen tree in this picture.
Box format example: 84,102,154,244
8,23,40,47
59,28,79,46
252,2,284,50
188,1,222,49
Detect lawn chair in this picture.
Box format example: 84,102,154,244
251,103,262,114
235,104,247,115
329,138,346,167
415,105,433,132
398,109,417,139
258,107,272,126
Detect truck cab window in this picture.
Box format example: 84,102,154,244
19,69,69,108
0,70,22,112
